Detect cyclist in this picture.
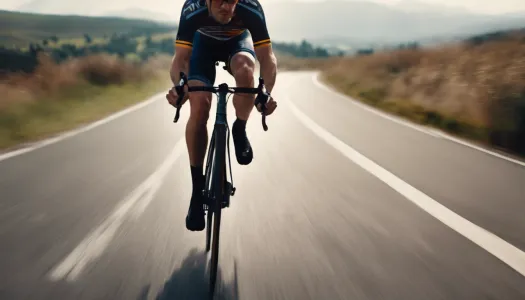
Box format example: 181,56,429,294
166,0,278,231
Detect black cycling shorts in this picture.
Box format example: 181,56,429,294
188,30,256,86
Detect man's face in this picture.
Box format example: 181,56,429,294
206,0,238,24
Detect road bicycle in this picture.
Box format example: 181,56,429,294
173,71,270,297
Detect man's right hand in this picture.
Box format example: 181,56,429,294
166,85,188,108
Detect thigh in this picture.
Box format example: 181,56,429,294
188,32,217,86
224,30,256,75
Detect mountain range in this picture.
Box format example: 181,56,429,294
103,8,173,22
15,0,525,46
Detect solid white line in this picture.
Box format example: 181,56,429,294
311,72,525,167
48,138,185,282
287,100,525,278
0,92,166,163
439,133,525,167
311,73,433,136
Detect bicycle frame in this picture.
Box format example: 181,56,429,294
172,71,269,296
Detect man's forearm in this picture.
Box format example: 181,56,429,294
170,55,189,86
259,53,277,93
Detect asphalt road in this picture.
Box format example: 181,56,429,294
1,70,525,300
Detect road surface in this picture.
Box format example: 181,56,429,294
1,70,525,300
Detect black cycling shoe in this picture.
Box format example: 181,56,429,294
232,120,253,165
186,195,205,231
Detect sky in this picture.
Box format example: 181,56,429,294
1,0,525,16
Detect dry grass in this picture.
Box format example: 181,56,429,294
275,52,337,71
0,53,172,150
322,32,525,156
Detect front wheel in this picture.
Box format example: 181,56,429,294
206,209,212,252
208,124,227,297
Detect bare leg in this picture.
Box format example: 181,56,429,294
229,52,256,165
230,52,256,121
185,79,212,232
186,80,212,168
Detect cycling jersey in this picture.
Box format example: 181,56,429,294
175,0,272,49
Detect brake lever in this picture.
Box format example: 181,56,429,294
255,77,270,131
173,72,188,123
255,78,269,131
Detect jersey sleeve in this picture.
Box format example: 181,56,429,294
239,2,271,48
175,3,197,49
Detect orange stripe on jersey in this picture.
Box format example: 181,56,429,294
175,40,193,46
175,43,192,49
254,39,270,46
254,39,271,48
225,29,245,36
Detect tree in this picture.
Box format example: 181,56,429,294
84,34,92,44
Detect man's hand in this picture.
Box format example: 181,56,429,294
166,85,189,108
256,96,277,115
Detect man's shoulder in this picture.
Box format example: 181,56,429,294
238,0,262,8
236,0,265,20
180,0,207,20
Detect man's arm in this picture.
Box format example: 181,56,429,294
171,0,197,86
170,46,192,86
255,45,277,94
241,0,276,93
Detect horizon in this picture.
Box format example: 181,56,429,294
2,0,524,45
1,0,525,18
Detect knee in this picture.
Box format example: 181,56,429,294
189,93,211,125
231,54,255,84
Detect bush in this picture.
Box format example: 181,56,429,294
76,54,144,85
323,30,525,155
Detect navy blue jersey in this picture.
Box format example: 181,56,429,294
175,0,271,49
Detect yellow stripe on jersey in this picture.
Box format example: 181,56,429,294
176,44,192,49
175,40,193,47
225,29,246,36
254,39,271,48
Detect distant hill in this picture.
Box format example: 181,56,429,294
0,10,176,48
262,0,525,45
102,8,173,22
11,0,525,47
18,0,118,16
391,0,470,15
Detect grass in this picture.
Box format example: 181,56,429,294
0,53,172,150
275,52,338,71
0,9,176,48
0,49,326,151
319,29,525,156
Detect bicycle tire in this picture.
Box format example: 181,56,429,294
204,131,217,253
205,210,213,252
209,124,226,297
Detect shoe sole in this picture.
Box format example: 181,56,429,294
186,214,205,231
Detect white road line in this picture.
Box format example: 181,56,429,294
311,73,433,136
287,100,525,278
0,92,166,163
438,133,525,167
48,138,185,282
311,72,525,167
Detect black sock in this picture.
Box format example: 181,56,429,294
190,165,204,195
233,118,246,133
232,118,253,165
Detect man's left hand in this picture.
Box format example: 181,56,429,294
256,96,277,115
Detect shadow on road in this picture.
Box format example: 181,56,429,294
153,247,239,300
